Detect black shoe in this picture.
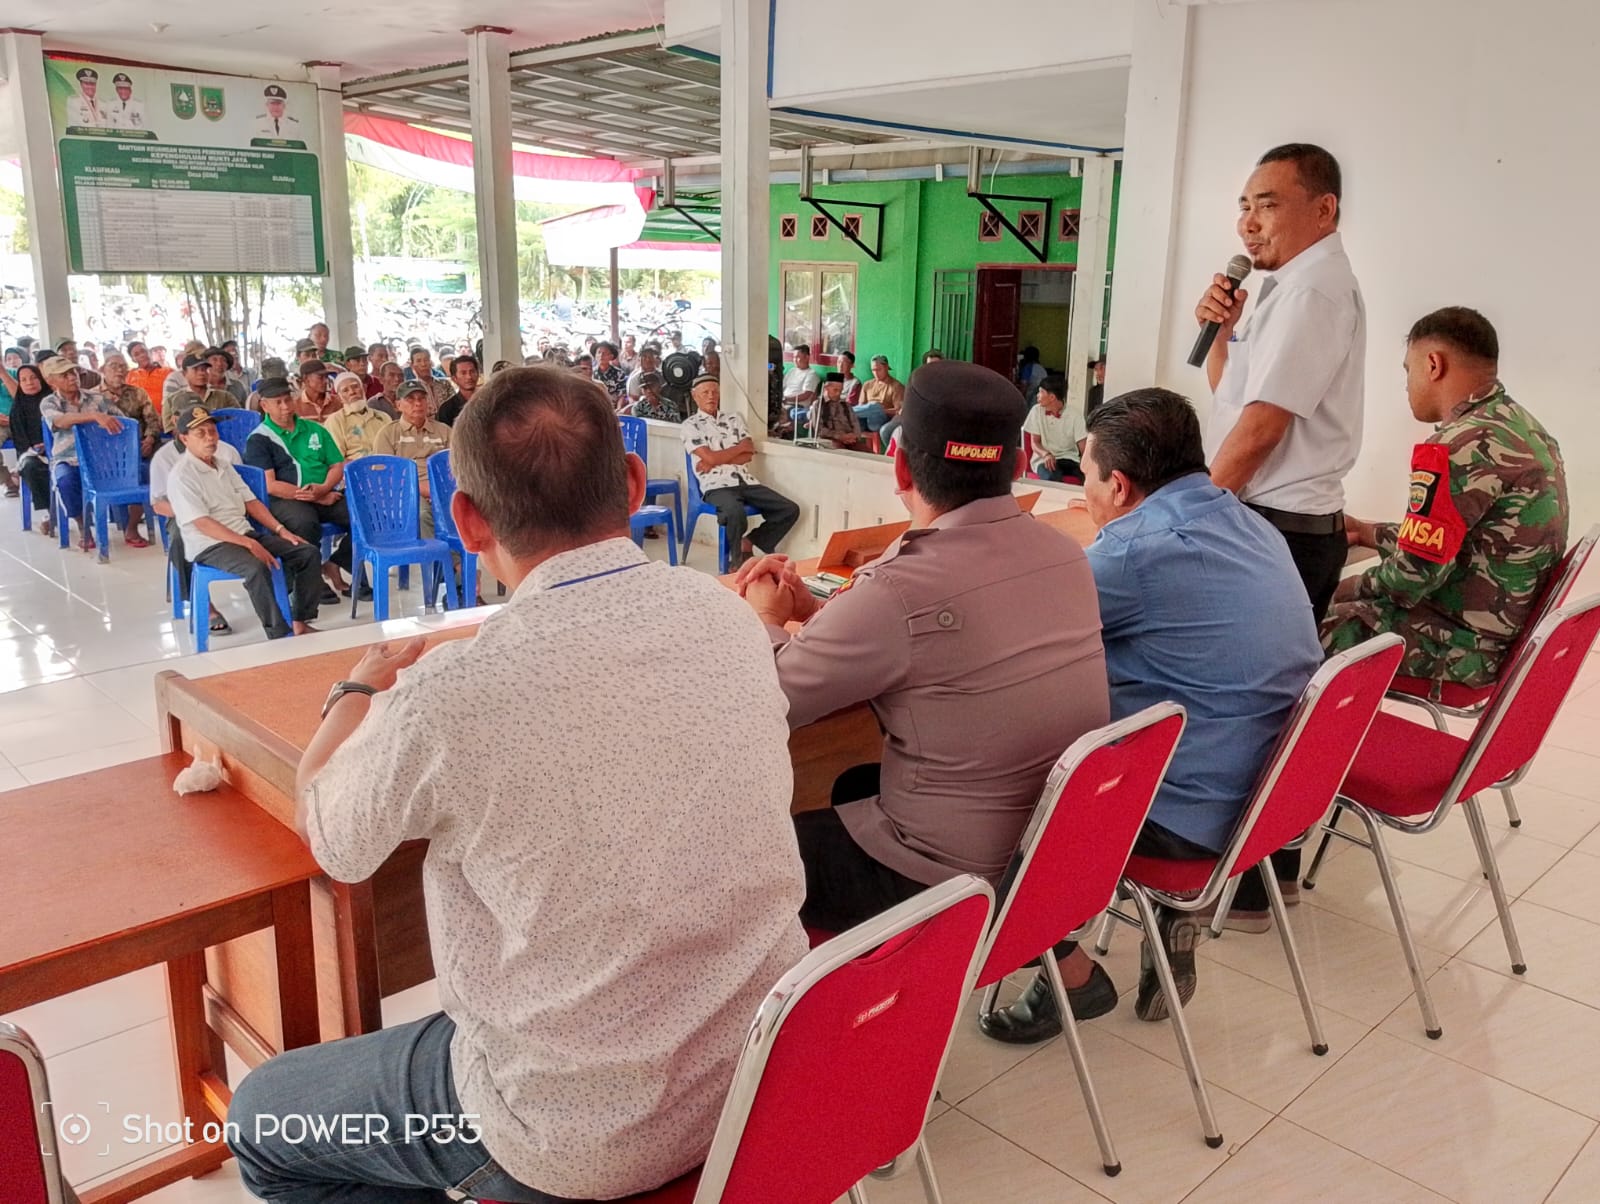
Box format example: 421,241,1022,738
319,584,340,605
358,583,374,602
978,962,1118,1045
1135,908,1200,1022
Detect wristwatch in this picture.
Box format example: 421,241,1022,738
321,680,378,718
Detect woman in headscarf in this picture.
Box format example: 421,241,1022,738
7,363,55,529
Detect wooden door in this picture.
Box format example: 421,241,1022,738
974,268,1022,381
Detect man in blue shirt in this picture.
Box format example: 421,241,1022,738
983,388,1321,1042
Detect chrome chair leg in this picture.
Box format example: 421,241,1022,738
1092,908,1117,957
1263,871,1327,1055
912,1135,945,1204
979,980,1002,1015
1207,875,1241,942
848,1184,870,1204
1126,887,1223,1148
1042,950,1120,1176
1302,806,1344,890
1353,805,1442,1038
1461,795,1527,973
1500,785,1522,828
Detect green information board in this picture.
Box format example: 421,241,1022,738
45,54,326,275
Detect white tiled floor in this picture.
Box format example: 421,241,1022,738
3,509,1600,1203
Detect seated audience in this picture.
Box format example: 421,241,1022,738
837,350,862,406
371,380,451,537
162,340,205,407
221,339,255,390
982,389,1321,1040
1323,307,1568,686
227,366,807,1202
245,377,356,602
1023,373,1087,482
1017,344,1048,398
322,371,393,461
572,353,594,378
1087,357,1107,418
734,361,1109,944
208,346,248,404
682,373,799,568
125,340,171,401
855,354,904,439
38,354,128,551
8,364,53,531
406,346,456,413
436,355,481,426
370,361,403,418
367,341,391,375
591,340,627,407
167,403,321,640
341,345,381,398
922,349,945,364
97,353,160,547
701,348,721,380
625,342,662,403
164,351,233,433
618,332,638,373
294,358,341,421
813,372,863,449
782,343,821,424
150,418,237,635
631,371,682,423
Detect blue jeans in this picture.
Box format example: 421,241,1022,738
852,402,888,433
228,1012,578,1203
1035,459,1082,483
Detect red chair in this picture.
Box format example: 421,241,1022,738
1305,594,1600,1037
1,1021,77,1204
1383,523,1597,827
1021,431,1043,480
484,875,994,1204
975,702,1187,1176
1093,634,1406,1143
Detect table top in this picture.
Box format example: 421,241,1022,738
0,752,319,975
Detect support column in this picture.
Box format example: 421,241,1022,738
2,31,73,342
307,61,358,347
467,26,521,367
1066,154,1115,415
719,0,771,434
1102,0,1193,397
608,246,620,346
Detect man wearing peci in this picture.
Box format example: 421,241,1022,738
255,85,302,141
1195,141,1364,908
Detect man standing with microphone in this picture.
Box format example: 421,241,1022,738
1193,142,1365,922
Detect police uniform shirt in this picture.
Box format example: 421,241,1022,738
681,410,758,491
769,495,1110,885
1204,231,1366,515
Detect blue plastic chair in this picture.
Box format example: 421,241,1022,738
210,408,263,457
630,504,679,565
426,450,479,606
344,456,459,620
682,452,759,573
618,415,683,537
179,463,294,652
38,424,70,547
77,422,153,564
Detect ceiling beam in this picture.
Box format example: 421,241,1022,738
356,93,654,159
507,81,721,138
343,29,665,100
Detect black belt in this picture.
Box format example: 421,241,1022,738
1246,502,1344,537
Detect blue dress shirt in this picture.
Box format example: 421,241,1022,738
1087,472,1323,852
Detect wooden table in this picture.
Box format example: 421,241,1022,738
0,753,321,1204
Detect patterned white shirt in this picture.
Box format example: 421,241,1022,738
305,538,806,1198
682,409,759,491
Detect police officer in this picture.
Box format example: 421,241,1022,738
1323,307,1568,687
255,85,301,140
69,67,104,127
734,361,1110,940
106,73,145,130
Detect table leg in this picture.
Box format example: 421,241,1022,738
331,880,384,1036
272,883,320,1051
164,952,220,1127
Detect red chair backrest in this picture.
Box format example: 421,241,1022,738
697,877,993,1204
1221,634,1405,880
1461,593,1600,798
0,1023,64,1204
977,703,1185,989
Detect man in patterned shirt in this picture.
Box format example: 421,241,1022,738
682,373,799,568
591,340,628,409
1323,308,1567,686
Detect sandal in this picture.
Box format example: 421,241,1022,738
208,613,232,634
124,532,150,549
79,533,96,552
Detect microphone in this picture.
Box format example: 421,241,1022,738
1187,254,1253,368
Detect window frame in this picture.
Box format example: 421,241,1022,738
779,260,859,367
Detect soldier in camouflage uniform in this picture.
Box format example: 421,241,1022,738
1322,307,1567,687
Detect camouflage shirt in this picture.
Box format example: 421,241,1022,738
1321,385,1567,687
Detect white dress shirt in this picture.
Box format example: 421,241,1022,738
166,453,256,558
305,538,806,1199
1205,231,1366,514
682,409,759,491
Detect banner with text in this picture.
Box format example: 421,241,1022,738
45,54,326,276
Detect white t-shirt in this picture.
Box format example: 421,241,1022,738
1204,231,1366,514
782,365,822,400
149,438,238,504
1022,402,1086,469
305,539,807,1199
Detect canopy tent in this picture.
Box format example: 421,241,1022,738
541,201,719,270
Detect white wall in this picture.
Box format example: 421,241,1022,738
1154,0,1600,527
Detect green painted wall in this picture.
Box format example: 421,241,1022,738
766,169,1120,378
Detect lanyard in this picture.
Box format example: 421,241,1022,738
547,563,647,591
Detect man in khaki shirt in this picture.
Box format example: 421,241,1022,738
322,372,393,462
853,354,905,440
737,360,1111,1002
372,380,451,537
